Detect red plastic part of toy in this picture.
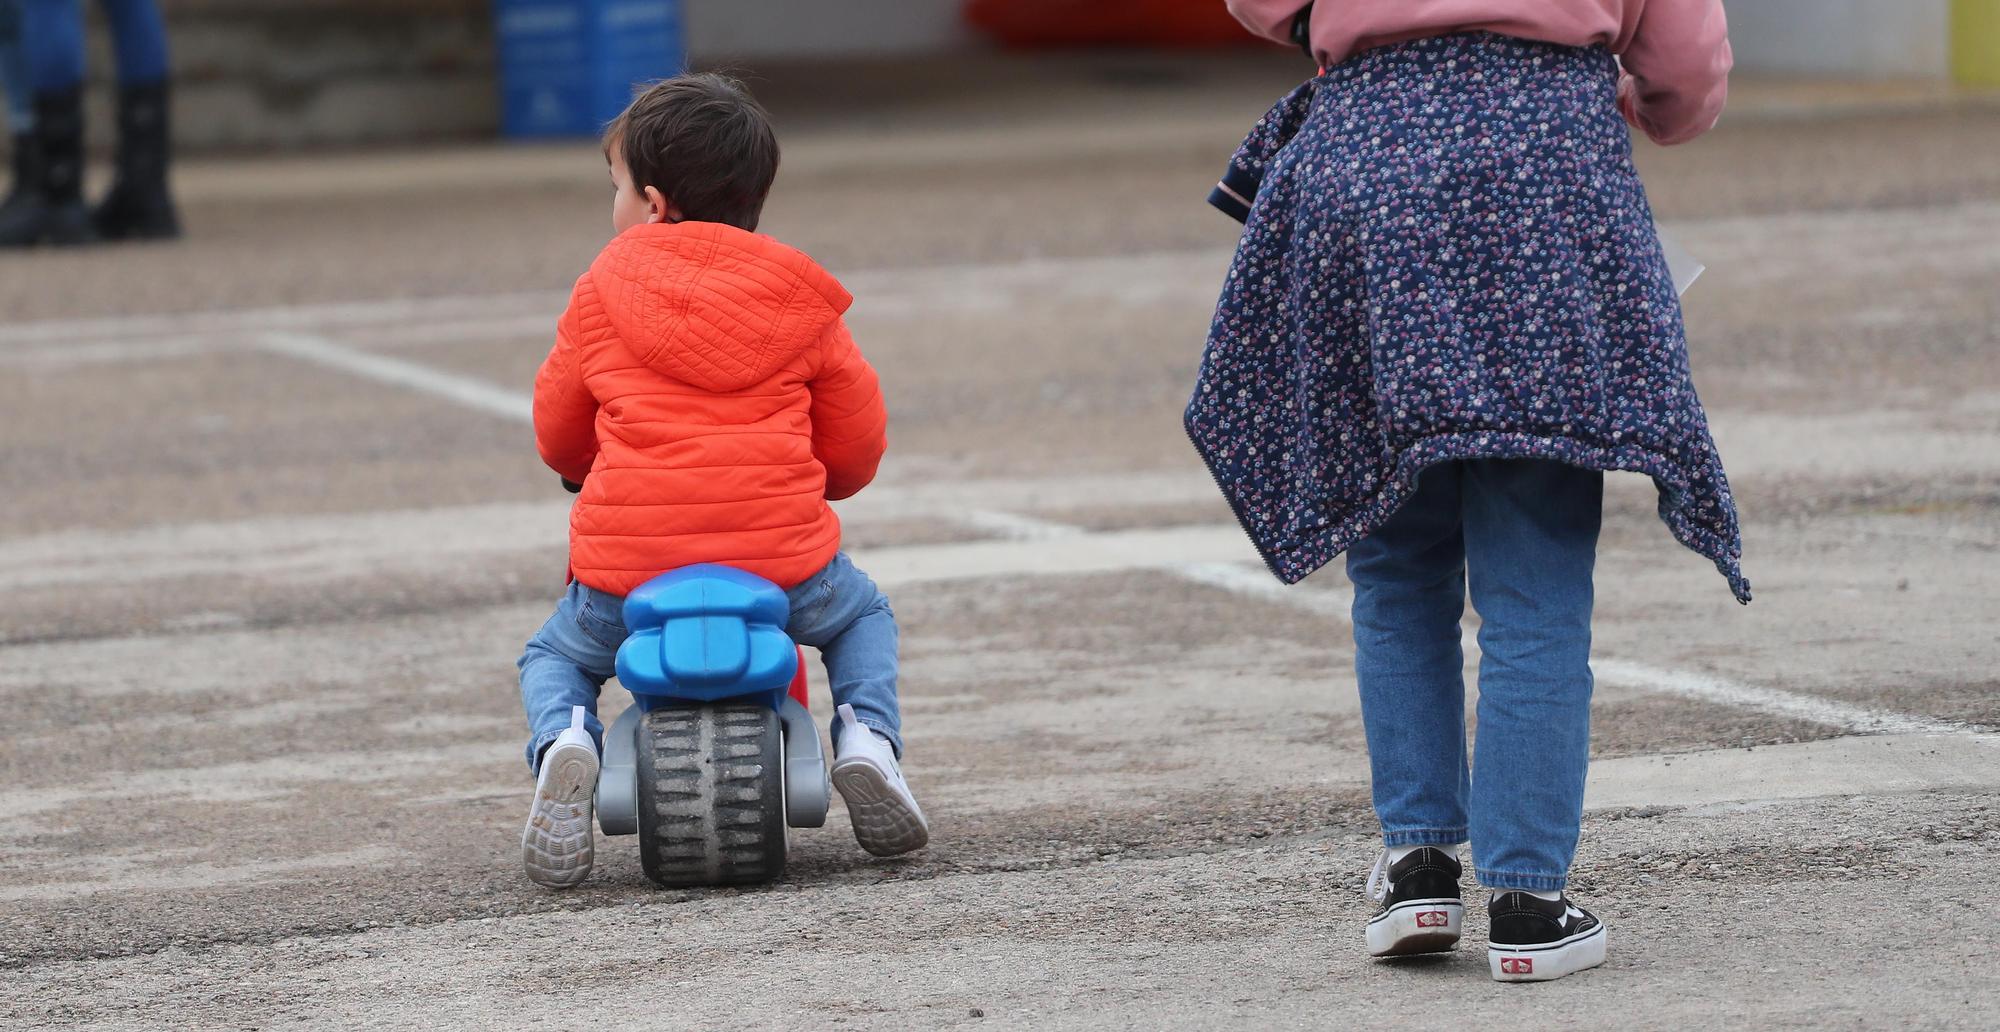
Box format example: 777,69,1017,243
788,646,810,708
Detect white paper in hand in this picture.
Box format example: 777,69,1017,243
1656,226,1705,296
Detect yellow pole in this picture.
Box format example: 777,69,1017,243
1955,0,2000,85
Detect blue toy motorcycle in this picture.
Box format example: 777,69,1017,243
592,564,831,887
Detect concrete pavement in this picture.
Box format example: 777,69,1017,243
2,57,1998,1031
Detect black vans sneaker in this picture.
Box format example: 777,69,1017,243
1363,846,1465,957
1487,891,1607,982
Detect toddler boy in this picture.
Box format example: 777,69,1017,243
517,74,927,887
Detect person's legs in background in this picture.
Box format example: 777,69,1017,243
91,0,177,239
21,0,84,92
0,0,89,246
0,0,40,222
96,0,166,84
0,0,33,131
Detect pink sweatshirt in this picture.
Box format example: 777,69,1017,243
1224,0,1732,145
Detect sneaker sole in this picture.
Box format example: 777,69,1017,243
1488,924,1608,982
831,756,929,857
1365,899,1464,957
522,740,598,888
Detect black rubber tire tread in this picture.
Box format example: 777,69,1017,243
636,704,788,887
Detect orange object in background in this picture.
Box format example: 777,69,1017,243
964,0,1266,48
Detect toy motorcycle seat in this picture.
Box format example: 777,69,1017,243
615,564,798,705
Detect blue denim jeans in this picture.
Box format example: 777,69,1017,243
1346,459,1602,891
0,2,24,130
22,0,170,93
518,552,901,774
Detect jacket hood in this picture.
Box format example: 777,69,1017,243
589,222,853,392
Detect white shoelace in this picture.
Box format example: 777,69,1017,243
1366,849,1393,903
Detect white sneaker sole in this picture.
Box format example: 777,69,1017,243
522,739,598,888
1489,924,1608,982
831,756,929,857
1365,899,1464,957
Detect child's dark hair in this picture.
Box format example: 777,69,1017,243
605,73,779,232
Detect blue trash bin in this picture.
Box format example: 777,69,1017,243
495,0,686,138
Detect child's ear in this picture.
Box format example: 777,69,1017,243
642,185,678,224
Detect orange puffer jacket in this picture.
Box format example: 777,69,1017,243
533,222,886,596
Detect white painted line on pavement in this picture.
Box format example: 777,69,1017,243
1172,556,1981,739
0,503,1255,596
1585,731,2000,811
11,197,2000,354
1177,561,1349,619
955,510,1088,541
3,465,1982,741
857,524,1259,588
0,334,249,369
1590,659,1977,737
0,248,1231,349
0,478,1222,594
0,291,563,347
0,246,1231,378
259,331,533,424
843,470,1223,520
9,287,1987,745
960,495,1977,739
10,284,1984,743
0,501,570,592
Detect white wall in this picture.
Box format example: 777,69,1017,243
1727,0,1951,77
682,0,972,60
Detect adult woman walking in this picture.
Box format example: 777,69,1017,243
0,0,180,247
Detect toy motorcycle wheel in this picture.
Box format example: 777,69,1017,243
635,703,789,887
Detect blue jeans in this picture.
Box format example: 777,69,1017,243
1346,459,1602,891
23,0,170,93
0,1,27,129
518,552,902,774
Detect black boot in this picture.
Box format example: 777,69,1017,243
93,82,181,241
0,132,43,228
0,89,94,247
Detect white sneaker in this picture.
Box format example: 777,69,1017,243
830,704,929,857
522,705,598,888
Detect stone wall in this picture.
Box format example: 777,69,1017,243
124,0,972,149
131,0,495,148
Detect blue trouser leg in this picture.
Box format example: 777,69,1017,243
0,0,31,129
517,580,621,774
1462,458,1602,891
6,0,168,122
1347,462,1472,849
21,0,85,94
95,0,168,86
19,1,165,91
784,552,903,757
519,554,904,773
